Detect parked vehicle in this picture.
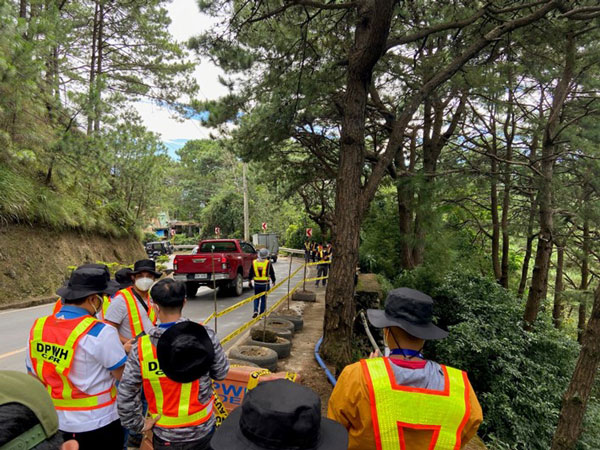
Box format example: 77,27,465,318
173,239,258,297
145,241,173,260
252,233,279,263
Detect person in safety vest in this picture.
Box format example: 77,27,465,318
315,242,330,288
26,266,128,450
327,288,483,450
52,263,119,319
211,379,348,450
117,278,229,450
105,259,162,351
304,240,312,262
248,248,276,318
114,267,134,291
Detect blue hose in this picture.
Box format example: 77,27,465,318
315,337,337,386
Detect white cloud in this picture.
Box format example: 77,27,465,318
133,0,229,143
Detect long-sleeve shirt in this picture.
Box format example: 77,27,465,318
248,259,276,284
117,318,229,443
327,357,483,450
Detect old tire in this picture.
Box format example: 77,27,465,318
244,337,291,359
186,281,200,298
228,358,259,368
271,314,303,332
250,325,293,341
265,318,295,335
229,345,278,372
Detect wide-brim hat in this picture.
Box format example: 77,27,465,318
156,321,214,383
211,379,348,450
115,268,134,290
131,259,162,278
367,287,448,340
56,267,117,301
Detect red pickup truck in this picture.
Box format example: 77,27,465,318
173,239,258,297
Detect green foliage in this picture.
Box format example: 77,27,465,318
155,255,169,263
399,271,580,449
143,232,157,244
172,234,199,245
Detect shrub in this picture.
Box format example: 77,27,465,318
400,270,579,449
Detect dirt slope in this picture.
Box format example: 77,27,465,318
0,224,145,304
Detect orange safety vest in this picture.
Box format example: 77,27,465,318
138,334,213,428
252,260,270,282
52,295,111,319
29,315,117,411
361,358,470,450
120,287,157,338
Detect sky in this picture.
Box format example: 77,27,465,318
134,0,228,157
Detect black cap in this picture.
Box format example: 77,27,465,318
156,321,214,383
211,379,348,450
56,267,112,301
367,287,448,340
131,259,162,278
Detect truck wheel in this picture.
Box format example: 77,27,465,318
244,337,291,359
265,318,295,335
186,282,200,298
233,272,243,296
271,256,278,263
229,345,278,372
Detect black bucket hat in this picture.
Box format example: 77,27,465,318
156,321,214,383
78,263,120,296
56,267,115,301
131,259,162,279
367,287,448,340
115,267,133,290
211,379,348,450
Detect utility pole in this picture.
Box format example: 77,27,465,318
243,162,250,242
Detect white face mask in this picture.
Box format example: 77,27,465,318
92,295,103,318
135,277,154,292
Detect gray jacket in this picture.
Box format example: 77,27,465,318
117,318,229,442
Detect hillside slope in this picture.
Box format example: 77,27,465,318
0,225,145,304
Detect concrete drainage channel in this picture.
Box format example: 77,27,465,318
227,314,304,373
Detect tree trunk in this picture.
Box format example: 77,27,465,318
87,0,99,135
500,86,514,289
552,242,564,329
578,299,587,344
523,32,575,330
397,181,415,270
550,284,600,450
19,0,27,18
94,2,104,133
322,0,394,372
490,129,501,281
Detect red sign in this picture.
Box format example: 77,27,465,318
306,228,312,238
262,222,267,231
215,227,221,236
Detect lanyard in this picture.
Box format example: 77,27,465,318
389,348,425,360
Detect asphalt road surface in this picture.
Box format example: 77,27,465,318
0,256,305,372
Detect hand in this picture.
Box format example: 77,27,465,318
369,349,382,359
124,339,135,354
142,414,161,432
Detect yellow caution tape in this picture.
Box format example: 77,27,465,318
247,369,272,390
211,383,229,427
285,372,298,382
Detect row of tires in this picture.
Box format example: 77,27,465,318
229,314,304,372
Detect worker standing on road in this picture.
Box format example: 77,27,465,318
117,278,229,450
327,288,483,450
52,263,119,318
105,259,162,349
315,243,330,288
304,240,312,262
26,266,127,450
249,248,276,318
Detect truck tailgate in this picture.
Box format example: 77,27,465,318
175,254,228,274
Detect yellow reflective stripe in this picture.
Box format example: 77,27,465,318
123,289,144,336
31,317,48,381
253,260,269,281
140,336,165,411
179,383,192,417
365,359,467,450
156,401,212,427
102,295,110,316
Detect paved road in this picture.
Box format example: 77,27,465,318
0,256,305,372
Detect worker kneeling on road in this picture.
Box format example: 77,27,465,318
26,266,128,450
328,288,483,450
117,278,229,450
249,248,276,318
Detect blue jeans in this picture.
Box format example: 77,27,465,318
253,282,269,314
